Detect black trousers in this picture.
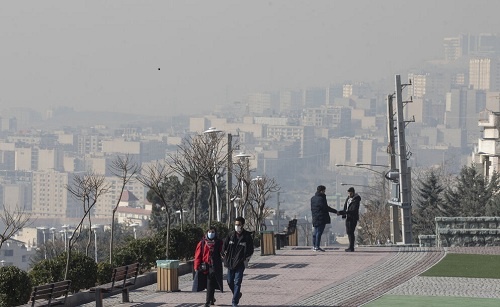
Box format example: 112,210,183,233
346,220,358,250
205,272,216,305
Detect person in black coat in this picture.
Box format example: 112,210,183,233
338,187,361,252
310,185,337,252
222,216,254,307
192,226,224,307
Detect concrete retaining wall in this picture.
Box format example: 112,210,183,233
418,235,436,247
64,260,193,306
435,217,500,247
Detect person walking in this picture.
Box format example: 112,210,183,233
338,187,361,252
310,185,337,252
222,216,254,307
193,226,224,307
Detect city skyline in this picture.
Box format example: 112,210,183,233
2,1,500,117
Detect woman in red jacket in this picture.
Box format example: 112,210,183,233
193,226,224,307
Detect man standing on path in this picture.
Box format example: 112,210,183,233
222,216,254,307
338,187,361,252
310,185,337,252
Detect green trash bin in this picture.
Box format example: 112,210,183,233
156,260,180,292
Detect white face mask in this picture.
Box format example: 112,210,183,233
207,232,215,239
235,225,242,232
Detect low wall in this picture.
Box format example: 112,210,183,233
64,260,193,306
418,235,436,247
435,217,500,247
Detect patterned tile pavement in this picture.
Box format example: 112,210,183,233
78,245,500,307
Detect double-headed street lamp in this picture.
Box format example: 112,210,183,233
203,127,238,224
203,127,223,223
36,226,47,259
50,227,56,242
235,152,252,220
336,163,402,243
61,225,70,252
340,182,376,190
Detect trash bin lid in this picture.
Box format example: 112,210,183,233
156,259,180,269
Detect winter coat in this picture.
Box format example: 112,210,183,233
222,229,254,270
340,193,361,221
192,237,224,292
310,191,337,227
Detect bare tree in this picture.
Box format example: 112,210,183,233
231,157,253,225
65,172,109,279
198,132,231,226
247,175,280,232
136,161,174,258
0,205,34,250
107,154,140,264
357,175,391,245
358,199,390,245
168,135,209,225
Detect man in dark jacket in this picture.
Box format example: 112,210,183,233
222,216,254,307
310,185,337,252
338,187,361,252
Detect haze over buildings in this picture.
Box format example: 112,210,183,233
2,1,500,117
3,1,500,268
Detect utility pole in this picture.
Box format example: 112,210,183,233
226,133,233,225
394,75,413,244
386,94,401,243
276,192,280,232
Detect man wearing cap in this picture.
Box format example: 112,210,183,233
310,185,337,252
338,187,361,252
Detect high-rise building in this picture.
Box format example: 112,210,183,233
246,92,272,115
31,170,79,219
444,33,500,61
469,58,500,91
302,87,327,108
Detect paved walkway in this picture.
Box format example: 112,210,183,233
80,245,500,307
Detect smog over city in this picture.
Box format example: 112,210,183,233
1,1,499,117
2,0,500,275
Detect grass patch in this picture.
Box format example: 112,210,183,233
420,253,500,279
366,295,500,307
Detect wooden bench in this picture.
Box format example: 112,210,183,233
275,219,297,249
90,263,140,307
18,280,71,307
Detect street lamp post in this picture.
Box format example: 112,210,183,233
235,152,251,219
175,210,188,228
129,223,139,240
91,225,100,263
50,227,56,242
203,127,223,223
336,163,397,242
340,183,377,190
61,225,69,252
355,163,402,243
36,227,47,259
251,175,263,220
231,197,241,219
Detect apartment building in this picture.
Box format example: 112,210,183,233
302,106,351,131
469,58,500,91
472,110,500,180
31,170,79,220
0,238,34,271
94,179,146,218
329,137,378,168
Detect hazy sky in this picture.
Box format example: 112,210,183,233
1,1,500,117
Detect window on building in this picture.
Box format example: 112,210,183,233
4,250,14,257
